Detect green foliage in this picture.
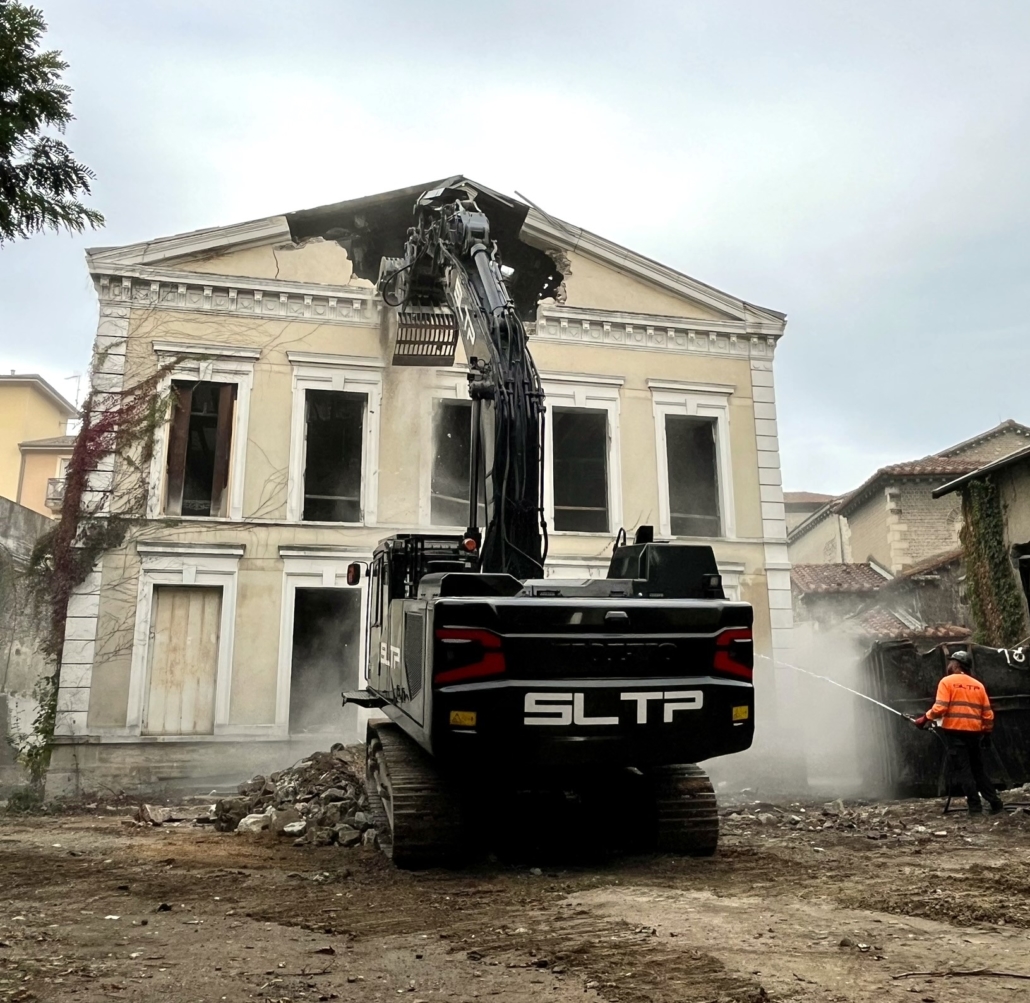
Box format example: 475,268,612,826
960,477,1029,647
15,370,174,787
4,786,44,812
0,1,104,242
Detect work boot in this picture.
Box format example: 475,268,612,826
967,798,983,814
989,800,1005,815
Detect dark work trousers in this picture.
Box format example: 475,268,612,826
942,730,1001,811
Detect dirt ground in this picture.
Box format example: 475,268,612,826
2,793,1030,1003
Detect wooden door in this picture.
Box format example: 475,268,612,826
142,586,221,735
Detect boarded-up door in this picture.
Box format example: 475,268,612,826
143,586,221,735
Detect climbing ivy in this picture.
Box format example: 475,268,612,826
960,477,1029,648
18,365,176,786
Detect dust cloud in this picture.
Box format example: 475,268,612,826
706,628,887,801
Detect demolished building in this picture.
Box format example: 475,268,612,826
49,177,792,795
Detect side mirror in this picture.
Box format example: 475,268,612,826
346,562,364,587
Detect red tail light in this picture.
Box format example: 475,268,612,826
434,628,506,685
714,627,753,681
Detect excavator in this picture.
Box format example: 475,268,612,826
342,184,755,866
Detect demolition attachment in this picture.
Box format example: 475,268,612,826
378,256,459,365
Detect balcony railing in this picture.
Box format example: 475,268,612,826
45,477,66,511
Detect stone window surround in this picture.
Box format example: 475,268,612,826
148,343,257,522
274,546,372,737
540,373,625,538
120,542,245,739
418,367,473,529
286,352,384,526
649,379,736,541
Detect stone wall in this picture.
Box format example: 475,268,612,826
0,497,53,791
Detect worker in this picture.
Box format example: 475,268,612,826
913,650,1004,814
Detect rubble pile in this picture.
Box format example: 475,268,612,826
214,749,376,848
720,792,1030,846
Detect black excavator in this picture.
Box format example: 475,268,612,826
342,184,755,866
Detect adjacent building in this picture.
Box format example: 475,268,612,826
0,374,78,518
48,177,793,794
788,421,1030,572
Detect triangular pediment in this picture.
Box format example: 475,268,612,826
85,176,785,335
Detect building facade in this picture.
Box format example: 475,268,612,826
48,179,792,794
0,375,77,518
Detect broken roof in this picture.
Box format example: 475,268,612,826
86,175,787,334
791,563,891,594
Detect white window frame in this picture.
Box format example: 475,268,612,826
287,353,384,526
123,542,244,738
650,380,735,541
420,368,472,528
147,344,257,521
540,373,624,537
275,547,372,739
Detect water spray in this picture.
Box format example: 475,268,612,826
756,654,911,720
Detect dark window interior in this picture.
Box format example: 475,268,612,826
165,380,236,518
303,389,365,522
665,414,720,538
431,400,485,526
552,408,608,532
370,558,383,627
289,587,361,732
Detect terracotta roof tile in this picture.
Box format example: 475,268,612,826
791,563,889,594
848,608,971,640
878,457,979,477
890,548,964,582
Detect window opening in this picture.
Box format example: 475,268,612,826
303,389,365,522
552,407,608,532
431,399,485,526
665,414,720,537
289,587,361,733
165,381,237,517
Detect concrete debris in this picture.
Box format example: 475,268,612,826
215,749,373,849
720,795,1028,843
135,803,216,826
236,813,271,833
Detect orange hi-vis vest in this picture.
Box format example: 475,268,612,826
926,673,995,733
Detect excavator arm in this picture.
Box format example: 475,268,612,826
377,185,547,579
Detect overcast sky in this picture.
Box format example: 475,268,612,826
2,1,1028,494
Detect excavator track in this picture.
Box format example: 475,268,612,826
650,763,719,856
365,720,465,869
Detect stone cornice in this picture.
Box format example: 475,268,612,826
86,216,291,269
90,264,379,328
532,305,778,360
